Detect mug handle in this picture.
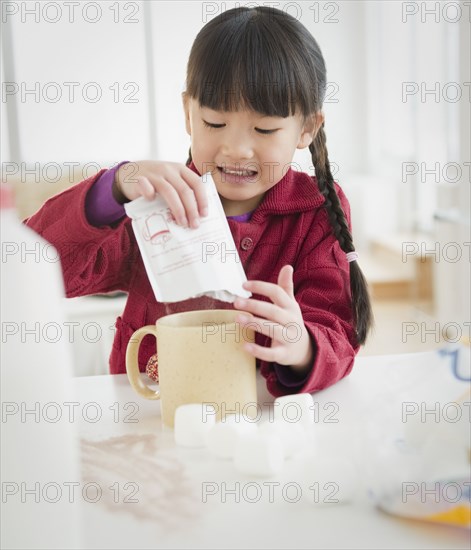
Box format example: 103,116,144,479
125,325,161,400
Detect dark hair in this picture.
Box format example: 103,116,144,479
184,6,373,344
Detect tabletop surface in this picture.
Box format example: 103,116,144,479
66,348,471,550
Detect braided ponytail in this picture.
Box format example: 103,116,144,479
310,124,373,345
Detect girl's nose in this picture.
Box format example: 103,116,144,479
220,131,254,159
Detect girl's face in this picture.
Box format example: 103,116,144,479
183,95,321,216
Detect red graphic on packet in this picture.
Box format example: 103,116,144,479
143,212,173,247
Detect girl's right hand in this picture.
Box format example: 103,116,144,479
114,160,208,229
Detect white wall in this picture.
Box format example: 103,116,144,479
3,0,151,167
151,1,201,162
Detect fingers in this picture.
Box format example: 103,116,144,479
235,266,306,365
234,297,286,327
160,166,207,227
277,265,295,298
243,341,287,364
151,180,190,227
237,311,310,367
136,176,155,200
137,164,208,229
236,313,304,346
154,176,201,228
235,272,300,332
240,279,295,311
180,166,209,218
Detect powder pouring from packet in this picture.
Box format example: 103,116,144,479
124,172,251,303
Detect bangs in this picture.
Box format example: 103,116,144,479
185,8,323,119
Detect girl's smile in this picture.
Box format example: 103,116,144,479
216,164,259,185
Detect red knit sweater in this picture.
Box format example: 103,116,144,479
25,164,359,397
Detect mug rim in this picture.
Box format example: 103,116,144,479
156,308,243,329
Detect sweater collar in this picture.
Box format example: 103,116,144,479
188,161,325,220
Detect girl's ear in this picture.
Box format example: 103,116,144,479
297,111,325,149
182,92,192,136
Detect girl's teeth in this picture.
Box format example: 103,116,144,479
222,169,255,175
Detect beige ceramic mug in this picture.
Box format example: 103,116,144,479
125,309,257,428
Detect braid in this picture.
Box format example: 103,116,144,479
310,124,374,345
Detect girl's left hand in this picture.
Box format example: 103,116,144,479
233,265,314,375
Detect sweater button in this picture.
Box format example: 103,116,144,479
241,237,253,250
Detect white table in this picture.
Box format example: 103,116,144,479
69,349,470,550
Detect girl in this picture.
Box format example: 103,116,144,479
25,6,373,397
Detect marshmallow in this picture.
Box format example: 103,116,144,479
206,414,258,459
234,432,284,477
174,403,216,447
273,393,314,432
258,420,308,459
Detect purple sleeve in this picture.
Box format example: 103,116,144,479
274,363,312,388
226,211,253,222
85,161,130,227
273,339,316,388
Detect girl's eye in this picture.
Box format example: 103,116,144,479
256,128,277,135
202,120,224,130
202,120,277,134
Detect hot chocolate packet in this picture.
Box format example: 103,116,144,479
124,172,252,303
